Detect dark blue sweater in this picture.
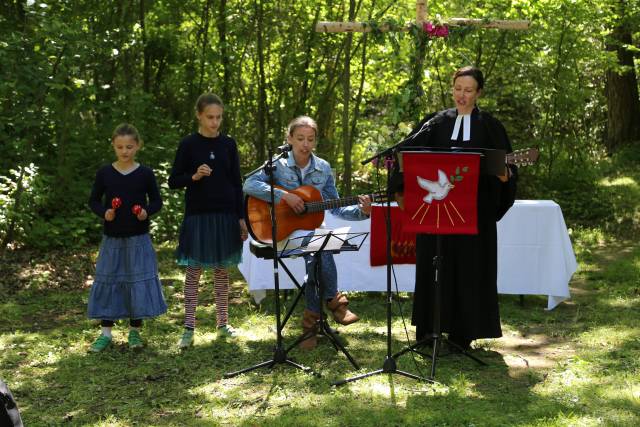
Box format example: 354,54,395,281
168,132,244,219
88,164,163,237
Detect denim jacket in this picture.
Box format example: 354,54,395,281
243,153,367,221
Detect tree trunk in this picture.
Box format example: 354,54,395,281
347,6,373,192
139,0,150,93
217,0,231,111
605,1,640,152
316,51,341,161
118,0,134,91
54,76,74,203
408,29,429,123
197,0,213,95
255,0,267,159
294,6,321,117
341,1,355,195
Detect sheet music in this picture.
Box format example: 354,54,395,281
307,226,351,251
277,229,312,251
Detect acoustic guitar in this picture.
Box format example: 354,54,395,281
246,186,386,244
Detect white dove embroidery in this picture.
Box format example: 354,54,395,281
417,169,455,204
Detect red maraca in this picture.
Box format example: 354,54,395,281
132,204,143,216
111,197,122,209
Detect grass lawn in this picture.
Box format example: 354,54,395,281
1,226,639,426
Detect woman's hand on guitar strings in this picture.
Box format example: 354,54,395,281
282,192,306,214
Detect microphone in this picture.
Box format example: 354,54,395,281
276,143,292,154
416,113,444,136
405,112,446,145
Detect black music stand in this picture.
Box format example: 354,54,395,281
224,147,309,378
282,231,367,370
333,154,432,386
391,148,503,379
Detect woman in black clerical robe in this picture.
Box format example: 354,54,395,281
401,66,518,350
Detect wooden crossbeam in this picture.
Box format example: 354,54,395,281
315,0,530,33
316,18,530,33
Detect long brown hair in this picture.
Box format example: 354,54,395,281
195,93,224,113
111,123,142,146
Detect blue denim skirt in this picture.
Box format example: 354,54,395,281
88,234,167,321
175,212,243,268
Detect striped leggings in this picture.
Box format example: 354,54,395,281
183,266,230,329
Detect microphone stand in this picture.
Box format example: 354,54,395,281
391,232,487,378
225,147,310,378
333,144,432,386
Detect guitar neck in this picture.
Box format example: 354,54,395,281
304,194,372,213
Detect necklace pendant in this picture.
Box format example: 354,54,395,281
209,151,215,160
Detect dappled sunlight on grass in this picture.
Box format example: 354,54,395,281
2,229,640,425
343,378,418,401
580,326,639,347
449,373,484,399
601,295,640,308
536,356,640,426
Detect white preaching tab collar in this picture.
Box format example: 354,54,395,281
451,114,471,141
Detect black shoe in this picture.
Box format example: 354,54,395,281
447,336,472,352
414,336,434,349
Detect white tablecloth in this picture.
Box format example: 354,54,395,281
238,200,577,310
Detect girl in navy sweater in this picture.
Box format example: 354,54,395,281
87,123,166,352
169,93,248,349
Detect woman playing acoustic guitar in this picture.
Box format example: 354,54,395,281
243,116,372,350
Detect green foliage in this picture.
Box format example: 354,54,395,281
26,212,98,249
0,163,100,249
0,164,40,246
1,0,639,248
517,142,640,236
151,162,185,243
545,164,612,227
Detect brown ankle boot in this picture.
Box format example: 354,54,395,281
300,309,320,350
327,292,359,325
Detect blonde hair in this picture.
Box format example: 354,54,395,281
287,116,318,137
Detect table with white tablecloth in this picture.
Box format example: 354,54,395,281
238,200,577,310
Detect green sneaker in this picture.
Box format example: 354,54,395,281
89,334,112,353
128,329,144,350
216,324,236,339
178,329,194,349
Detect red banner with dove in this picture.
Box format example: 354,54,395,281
401,152,480,235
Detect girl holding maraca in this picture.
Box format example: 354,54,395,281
86,123,167,352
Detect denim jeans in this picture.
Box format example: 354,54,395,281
302,234,337,313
